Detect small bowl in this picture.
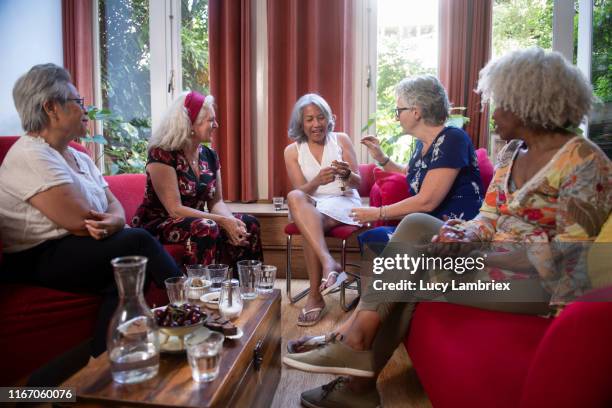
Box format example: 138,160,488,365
151,306,207,337
186,279,212,302
200,292,220,309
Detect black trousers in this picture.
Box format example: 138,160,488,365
2,228,182,355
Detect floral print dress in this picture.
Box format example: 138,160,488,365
132,145,263,269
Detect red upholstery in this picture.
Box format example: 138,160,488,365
404,290,612,408
476,148,494,191
0,136,180,384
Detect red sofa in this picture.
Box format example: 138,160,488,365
0,136,182,385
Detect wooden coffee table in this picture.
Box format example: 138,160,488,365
61,290,281,407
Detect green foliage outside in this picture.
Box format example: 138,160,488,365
589,0,611,103
492,0,553,57
181,0,210,96
368,36,436,164
97,0,209,174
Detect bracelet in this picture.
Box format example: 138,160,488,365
378,156,390,167
382,205,388,221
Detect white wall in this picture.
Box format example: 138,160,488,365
0,0,63,135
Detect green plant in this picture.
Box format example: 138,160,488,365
82,106,149,175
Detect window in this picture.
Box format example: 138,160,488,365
96,0,209,174
98,0,151,174
588,0,611,158
375,0,439,163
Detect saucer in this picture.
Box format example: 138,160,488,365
225,327,243,340
200,292,220,309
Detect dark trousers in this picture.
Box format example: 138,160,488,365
2,228,181,355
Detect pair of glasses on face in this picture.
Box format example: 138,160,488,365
67,97,86,110
394,107,413,119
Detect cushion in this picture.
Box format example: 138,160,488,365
476,148,493,191
372,168,410,226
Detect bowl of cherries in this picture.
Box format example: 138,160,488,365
152,303,208,351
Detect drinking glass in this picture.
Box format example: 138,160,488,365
257,265,277,295
185,264,210,303
272,196,284,211
237,260,261,300
185,329,224,383
205,264,229,293
164,276,187,305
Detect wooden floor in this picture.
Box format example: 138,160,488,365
271,279,432,408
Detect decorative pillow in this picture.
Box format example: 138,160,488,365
372,168,411,226
475,148,494,191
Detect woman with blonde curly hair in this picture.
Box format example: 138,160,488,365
281,48,611,408
132,91,263,269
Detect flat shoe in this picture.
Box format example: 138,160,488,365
283,334,375,377
297,306,326,327
301,377,381,408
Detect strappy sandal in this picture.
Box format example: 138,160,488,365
287,333,336,354
297,306,327,327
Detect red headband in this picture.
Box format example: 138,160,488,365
184,91,205,124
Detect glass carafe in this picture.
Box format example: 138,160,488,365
219,279,243,320
107,256,160,384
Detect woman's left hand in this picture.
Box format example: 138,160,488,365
350,207,380,224
84,210,125,240
219,216,250,247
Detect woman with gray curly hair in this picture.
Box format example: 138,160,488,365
284,93,362,326
132,91,263,270
0,64,181,356
281,51,610,408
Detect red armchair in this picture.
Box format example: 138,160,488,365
0,137,179,385
405,289,612,408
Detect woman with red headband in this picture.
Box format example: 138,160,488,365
132,91,263,270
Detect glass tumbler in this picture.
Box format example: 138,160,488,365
237,260,261,300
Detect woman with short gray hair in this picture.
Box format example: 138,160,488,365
353,74,483,239
0,63,181,356
284,93,362,326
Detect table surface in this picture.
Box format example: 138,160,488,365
61,290,281,408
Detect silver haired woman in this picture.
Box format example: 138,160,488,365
282,49,610,408
284,93,362,326
0,64,181,356
132,91,263,270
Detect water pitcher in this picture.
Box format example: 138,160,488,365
107,256,160,384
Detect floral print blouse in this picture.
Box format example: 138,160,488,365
464,137,610,244
406,126,483,220
462,137,611,303
132,145,219,228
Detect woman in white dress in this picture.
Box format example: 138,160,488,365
284,94,362,326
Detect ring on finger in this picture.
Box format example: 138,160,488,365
101,228,108,237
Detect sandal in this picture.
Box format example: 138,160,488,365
297,306,327,327
321,271,349,296
287,333,336,354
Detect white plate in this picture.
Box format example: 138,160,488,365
225,327,243,340
200,292,220,309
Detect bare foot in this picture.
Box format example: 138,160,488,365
319,259,342,291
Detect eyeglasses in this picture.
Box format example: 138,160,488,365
394,107,412,119
67,97,85,110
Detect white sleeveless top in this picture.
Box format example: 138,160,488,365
294,133,361,225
